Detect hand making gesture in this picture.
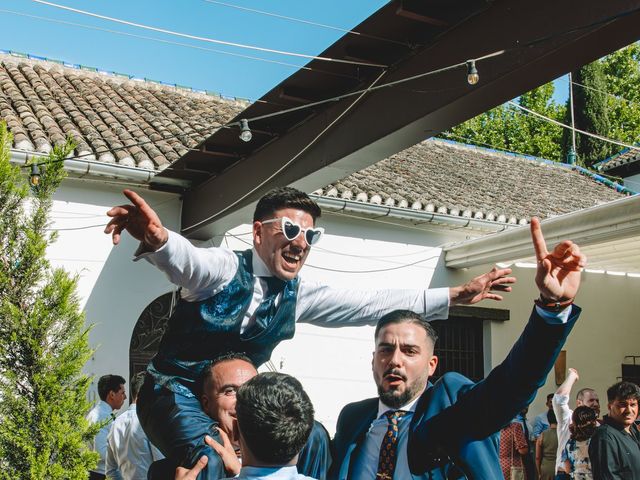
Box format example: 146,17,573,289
104,189,168,249
531,217,586,303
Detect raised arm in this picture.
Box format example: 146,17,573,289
556,368,579,397
105,189,168,250
408,218,586,473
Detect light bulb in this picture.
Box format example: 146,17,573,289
466,60,479,85
239,119,252,142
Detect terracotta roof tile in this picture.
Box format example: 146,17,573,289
315,139,626,222
0,53,247,168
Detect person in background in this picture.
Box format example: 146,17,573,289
499,417,529,480
563,406,598,480
536,410,558,480
106,371,164,479
533,394,555,439
87,375,126,480
589,381,640,478
552,368,600,480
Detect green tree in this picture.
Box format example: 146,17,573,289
442,82,565,161
564,61,612,166
0,122,98,479
601,42,640,150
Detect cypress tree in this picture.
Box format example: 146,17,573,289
0,122,98,478
564,61,612,166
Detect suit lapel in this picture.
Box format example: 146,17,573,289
343,399,377,479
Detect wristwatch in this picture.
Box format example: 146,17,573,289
534,295,574,312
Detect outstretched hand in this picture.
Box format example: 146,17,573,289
206,431,241,476
104,189,168,249
531,217,586,302
449,266,516,306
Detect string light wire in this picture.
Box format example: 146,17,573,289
30,0,388,68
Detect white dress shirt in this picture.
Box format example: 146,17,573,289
552,393,573,473
136,230,451,333
106,404,164,480
223,465,316,480
86,400,115,474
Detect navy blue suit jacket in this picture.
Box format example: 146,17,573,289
330,306,581,480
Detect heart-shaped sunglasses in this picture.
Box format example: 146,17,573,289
261,216,324,246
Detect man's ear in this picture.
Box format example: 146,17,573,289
201,394,210,413
253,221,262,246
427,355,438,376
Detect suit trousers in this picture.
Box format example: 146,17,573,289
137,374,225,480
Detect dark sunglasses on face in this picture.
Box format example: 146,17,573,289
261,216,324,246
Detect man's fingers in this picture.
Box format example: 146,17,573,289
177,456,208,479
205,435,225,456
530,217,549,261
215,428,232,446
483,293,504,301
491,284,512,292
123,189,155,221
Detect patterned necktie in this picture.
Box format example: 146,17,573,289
376,410,407,480
249,276,286,335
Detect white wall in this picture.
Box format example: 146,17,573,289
49,178,181,404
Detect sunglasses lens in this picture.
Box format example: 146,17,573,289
305,228,323,245
282,220,301,241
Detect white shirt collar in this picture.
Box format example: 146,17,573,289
377,393,421,418
252,248,272,277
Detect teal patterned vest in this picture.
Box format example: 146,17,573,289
148,250,299,397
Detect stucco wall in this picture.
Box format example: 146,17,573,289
49,179,181,404
47,184,640,435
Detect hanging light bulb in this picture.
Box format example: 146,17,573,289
239,119,252,142
29,163,41,188
466,60,479,85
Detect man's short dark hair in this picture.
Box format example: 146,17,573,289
236,372,314,465
97,374,125,401
253,187,321,223
374,310,438,347
606,381,640,402
195,352,256,398
546,393,554,402
130,372,147,401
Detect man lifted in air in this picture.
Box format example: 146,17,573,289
105,187,515,479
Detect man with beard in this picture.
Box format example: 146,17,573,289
330,218,585,479
106,187,514,480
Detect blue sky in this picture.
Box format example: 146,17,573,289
1,0,392,101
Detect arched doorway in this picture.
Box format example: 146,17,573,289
129,291,176,382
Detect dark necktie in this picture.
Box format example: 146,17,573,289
249,276,286,335
376,410,407,480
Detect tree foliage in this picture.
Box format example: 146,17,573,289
565,61,612,166
0,122,98,479
442,42,640,166
443,83,565,161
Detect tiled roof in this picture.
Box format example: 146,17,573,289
314,139,627,223
0,52,246,170
0,53,627,224
595,147,639,173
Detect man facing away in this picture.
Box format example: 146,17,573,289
106,371,164,480
105,187,514,479
552,367,600,479
589,381,640,479
330,218,586,479
532,393,555,440
198,353,331,480
177,372,318,480
86,374,127,480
